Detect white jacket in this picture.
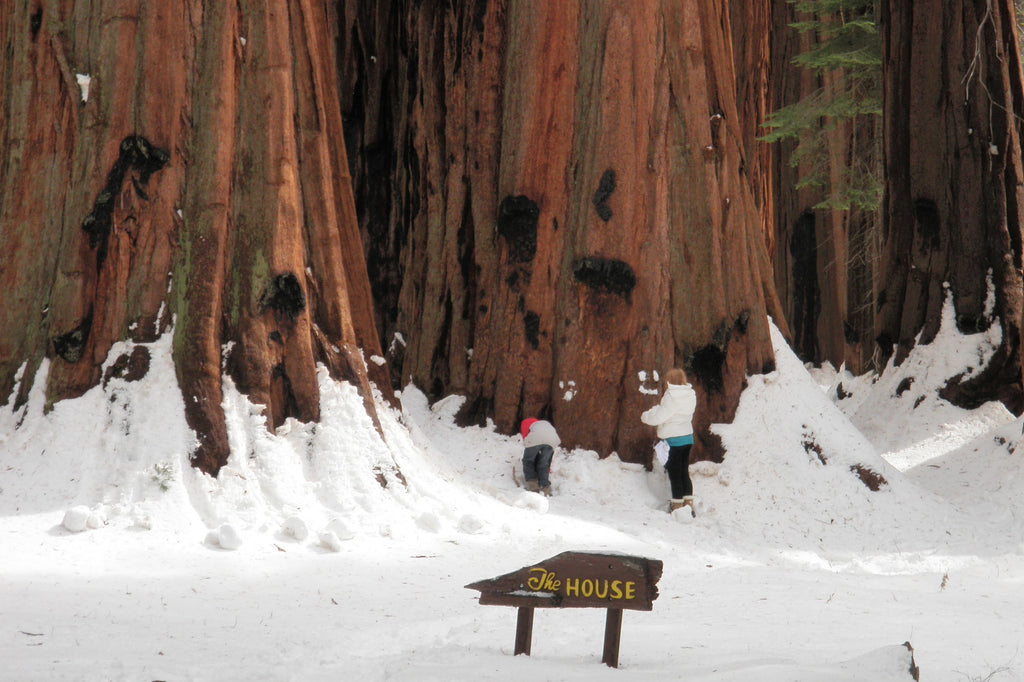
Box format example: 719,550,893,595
524,419,561,448
641,383,696,440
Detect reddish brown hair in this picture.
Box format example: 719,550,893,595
665,368,687,385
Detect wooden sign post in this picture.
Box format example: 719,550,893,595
466,551,663,668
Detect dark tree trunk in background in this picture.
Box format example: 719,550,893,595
770,1,818,364
0,0,391,475
878,0,1024,412
839,122,883,373
341,0,785,465
769,2,882,374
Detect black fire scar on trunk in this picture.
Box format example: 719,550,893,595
592,169,615,222
496,195,539,263
30,8,43,40
572,257,636,300
689,343,726,394
81,135,170,269
524,310,541,349
52,312,93,363
259,273,306,320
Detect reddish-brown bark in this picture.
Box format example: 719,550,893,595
341,1,784,465
0,0,389,474
878,0,1024,411
2,0,793,476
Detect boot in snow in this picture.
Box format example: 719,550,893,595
669,497,696,517
525,480,540,493
682,496,695,517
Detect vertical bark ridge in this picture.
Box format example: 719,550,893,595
340,1,781,464
879,0,1024,412
2,0,389,475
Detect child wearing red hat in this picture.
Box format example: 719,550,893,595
520,418,561,495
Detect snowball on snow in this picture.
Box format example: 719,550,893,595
325,518,356,541
457,514,485,534
671,507,695,523
512,492,549,513
281,516,309,541
319,531,343,552
416,511,443,533
216,524,243,550
204,524,244,550
62,506,92,533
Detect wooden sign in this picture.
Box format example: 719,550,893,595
467,551,663,667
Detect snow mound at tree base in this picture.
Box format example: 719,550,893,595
700,322,1001,560
3,315,1024,679
2,311,1021,566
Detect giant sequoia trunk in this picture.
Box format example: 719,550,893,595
878,0,1024,411
341,1,785,464
0,0,390,475
731,0,774,250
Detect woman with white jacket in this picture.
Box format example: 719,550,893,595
641,368,697,514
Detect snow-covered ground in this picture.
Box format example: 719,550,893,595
3,299,1024,681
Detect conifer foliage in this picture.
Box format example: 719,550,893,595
761,0,882,211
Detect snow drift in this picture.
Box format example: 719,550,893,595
2,298,1023,680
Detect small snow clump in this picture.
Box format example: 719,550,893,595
62,506,92,533
281,516,309,541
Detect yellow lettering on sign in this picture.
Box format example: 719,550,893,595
525,569,642,602
526,568,562,592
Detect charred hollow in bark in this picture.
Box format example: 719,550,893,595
571,257,636,300
523,310,541,350
52,314,93,365
81,136,169,268
259,273,307,321
497,195,540,263
592,168,616,222
789,210,819,362
689,344,727,394
102,346,151,386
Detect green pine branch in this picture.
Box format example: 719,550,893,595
760,0,882,212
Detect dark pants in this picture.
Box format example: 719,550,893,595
665,444,693,499
523,444,554,488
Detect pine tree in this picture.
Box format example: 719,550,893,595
761,0,881,211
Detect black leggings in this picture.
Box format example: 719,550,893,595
665,444,693,499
